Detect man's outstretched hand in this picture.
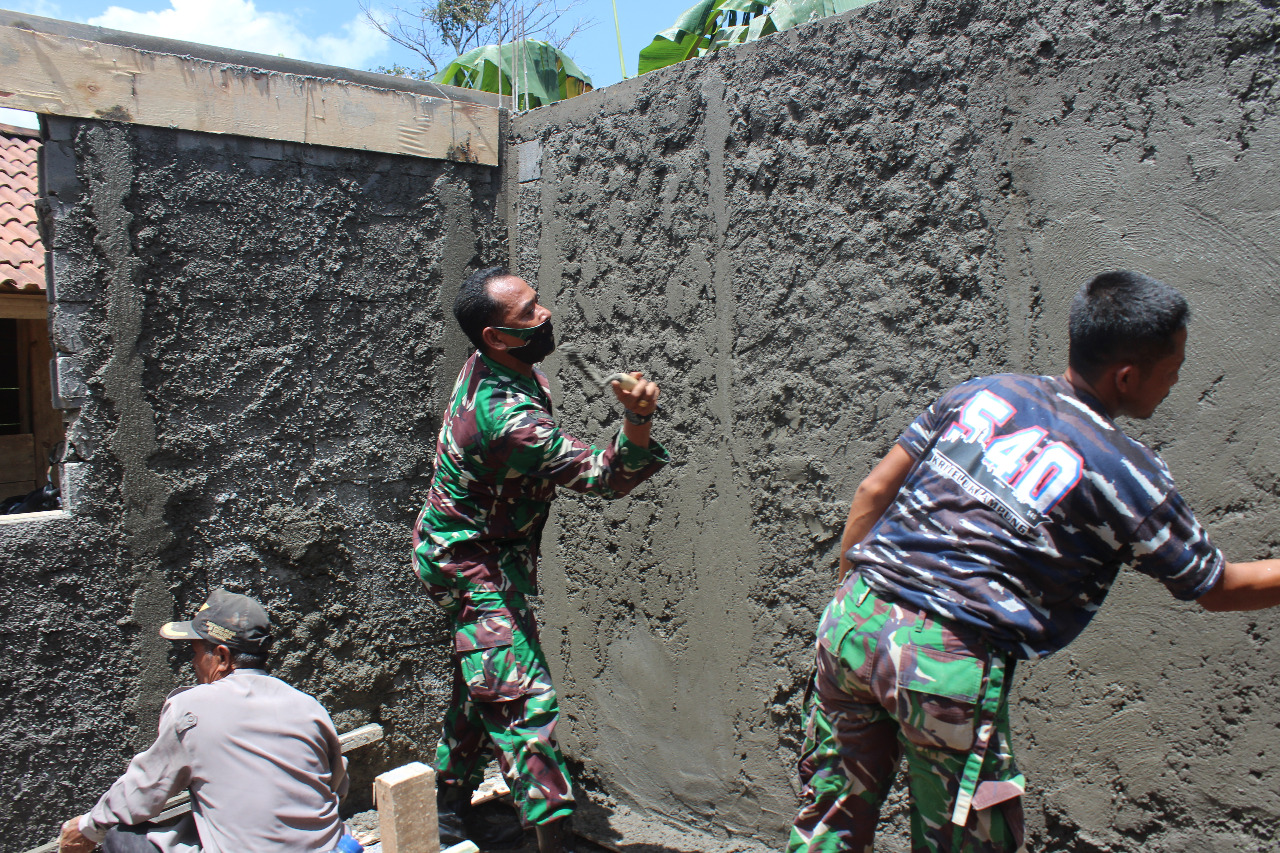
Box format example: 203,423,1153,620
59,817,95,853
611,372,660,414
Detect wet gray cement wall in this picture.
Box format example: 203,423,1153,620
511,0,1280,849
0,116,503,840
3,0,1279,848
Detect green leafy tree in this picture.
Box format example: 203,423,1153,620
638,0,876,74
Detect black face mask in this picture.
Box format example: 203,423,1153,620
492,318,556,364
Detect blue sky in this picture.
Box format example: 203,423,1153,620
0,0,698,128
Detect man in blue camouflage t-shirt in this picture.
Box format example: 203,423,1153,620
789,271,1280,853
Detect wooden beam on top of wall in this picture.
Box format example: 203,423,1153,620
0,294,48,321
0,24,499,165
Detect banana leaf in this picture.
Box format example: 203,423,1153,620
768,0,878,30
638,0,768,74
710,13,777,51
639,0,878,75
434,39,593,109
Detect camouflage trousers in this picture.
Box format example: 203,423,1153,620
788,575,1027,853
435,604,575,826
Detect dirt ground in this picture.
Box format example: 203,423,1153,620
346,761,776,853
347,801,620,852
347,794,776,853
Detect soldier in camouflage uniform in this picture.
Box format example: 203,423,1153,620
414,267,668,852
790,271,1280,853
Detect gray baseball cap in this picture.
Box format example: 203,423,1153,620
159,588,272,654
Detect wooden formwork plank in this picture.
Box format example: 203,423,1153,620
0,25,498,164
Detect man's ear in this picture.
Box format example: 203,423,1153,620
1113,363,1138,394
213,644,234,673
481,326,510,352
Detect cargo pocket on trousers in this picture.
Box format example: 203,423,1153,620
459,645,528,702
896,644,985,752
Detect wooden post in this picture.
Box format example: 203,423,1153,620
374,762,440,853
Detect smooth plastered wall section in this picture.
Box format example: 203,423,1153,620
512,0,1280,849
987,3,1280,847
0,117,503,841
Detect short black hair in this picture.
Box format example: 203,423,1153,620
1068,271,1190,381
454,267,510,349
230,649,270,671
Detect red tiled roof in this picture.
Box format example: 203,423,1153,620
0,123,44,293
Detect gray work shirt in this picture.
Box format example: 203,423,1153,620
79,669,349,852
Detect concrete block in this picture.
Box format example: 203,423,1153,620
517,140,540,183
42,114,76,142
373,762,439,853
52,303,92,354
39,139,84,202
295,143,351,170
47,250,101,303
60,462,86,512
51,356,87,409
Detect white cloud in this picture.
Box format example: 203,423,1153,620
5,0,63,17
88,0,388,70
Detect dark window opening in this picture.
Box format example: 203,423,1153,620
0,319,20,434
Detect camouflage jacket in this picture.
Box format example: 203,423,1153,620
414,352,669,650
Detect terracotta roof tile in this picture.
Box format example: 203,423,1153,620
0,127,44,294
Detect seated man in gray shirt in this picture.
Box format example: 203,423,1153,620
59,589,349,853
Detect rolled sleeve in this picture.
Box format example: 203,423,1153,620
495,403,670,498
1129,489,1226,600
897,406,941,459
77,813,106,845
613,430,670,471
896,381,981,459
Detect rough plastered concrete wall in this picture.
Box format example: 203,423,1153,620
0,117,502,841
988,0,1280,849
511,0,1280,849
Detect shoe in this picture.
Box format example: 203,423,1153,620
436,784,525,849
535,817,576,853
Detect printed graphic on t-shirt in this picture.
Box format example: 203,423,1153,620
928,388,1084,534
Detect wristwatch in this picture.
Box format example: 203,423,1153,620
624,408,654,425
